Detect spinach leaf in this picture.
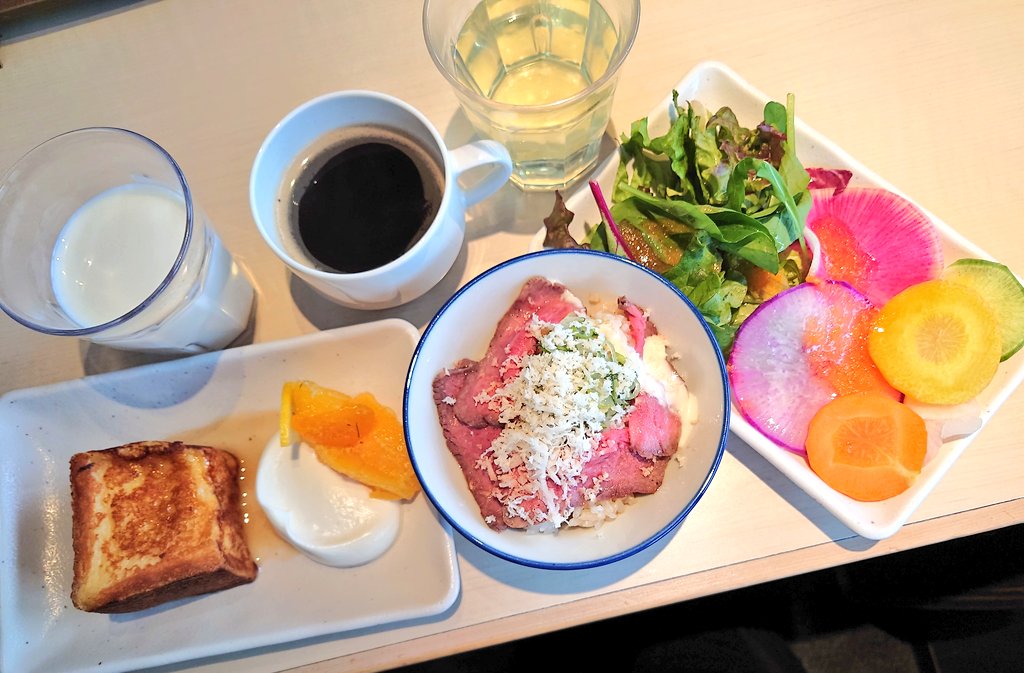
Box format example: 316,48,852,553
763,101,787,133
556,92,813,354
616,186,723,237
778,94,810,203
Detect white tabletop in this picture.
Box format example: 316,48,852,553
1,1,1022,671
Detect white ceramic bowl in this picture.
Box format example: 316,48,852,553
404,249,729,569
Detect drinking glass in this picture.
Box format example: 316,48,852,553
423,0,640,191
0,128,255,353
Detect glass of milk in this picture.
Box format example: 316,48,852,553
0,128,254,353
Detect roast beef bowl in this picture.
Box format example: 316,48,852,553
404,249,729,569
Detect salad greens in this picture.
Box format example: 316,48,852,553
543,93,814,352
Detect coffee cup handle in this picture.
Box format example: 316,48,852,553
448,140,513,207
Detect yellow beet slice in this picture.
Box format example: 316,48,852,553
280,380,420,500
868,280,1001,404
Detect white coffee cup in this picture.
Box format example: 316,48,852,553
250,90,512,309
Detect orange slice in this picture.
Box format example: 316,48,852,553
280,380,419,500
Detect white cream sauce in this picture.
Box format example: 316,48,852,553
256,435,400,567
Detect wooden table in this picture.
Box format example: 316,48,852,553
1,1,1022,671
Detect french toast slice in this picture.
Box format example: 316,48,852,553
69,441,258,613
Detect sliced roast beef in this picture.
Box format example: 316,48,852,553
627,392,682,459
618,298,648,354
578,426,669,501
453,276,580,428
432,361,506,528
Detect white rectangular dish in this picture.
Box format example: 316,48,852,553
533,61,1024,540
0,319,460,673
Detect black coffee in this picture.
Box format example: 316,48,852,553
280,125,444,274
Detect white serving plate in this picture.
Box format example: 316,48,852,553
405,249,729,569
0,319,459,673
530,61,1024,540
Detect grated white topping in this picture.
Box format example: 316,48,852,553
476,311,641,528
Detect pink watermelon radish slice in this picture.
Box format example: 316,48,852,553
728,280,900,454
806,188,943,306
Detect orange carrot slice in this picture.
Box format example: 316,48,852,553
805,391,927,502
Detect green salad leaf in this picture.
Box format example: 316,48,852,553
561,92,813,353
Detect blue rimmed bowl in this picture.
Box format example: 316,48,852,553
404,249,729,569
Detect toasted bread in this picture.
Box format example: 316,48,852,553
69,441,258,613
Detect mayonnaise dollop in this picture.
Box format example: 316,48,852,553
256,435,400,567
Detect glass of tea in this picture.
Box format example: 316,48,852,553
0,128,255,353
423,0,640,191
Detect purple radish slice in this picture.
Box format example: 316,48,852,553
806,187,943,306
728,280,891,454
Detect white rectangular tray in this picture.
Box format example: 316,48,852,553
0,319,459,673
534,61,1024,540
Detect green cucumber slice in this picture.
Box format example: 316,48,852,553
943,258,1024,361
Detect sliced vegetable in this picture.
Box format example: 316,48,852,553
804,287,901,401
589,180,634,261
805,391,927,502
942,258,1024,361
728,281,895,453
903,396,983,443
806,188,943,306
868,280,1001,405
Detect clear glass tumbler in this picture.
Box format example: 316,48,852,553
0,128,254,353
424,0,640,191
